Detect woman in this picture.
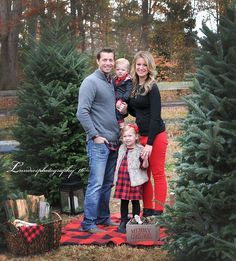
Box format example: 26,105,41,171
128,51,168,216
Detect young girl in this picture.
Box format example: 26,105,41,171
114,124,149,233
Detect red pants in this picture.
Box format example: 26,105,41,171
139,131,168,211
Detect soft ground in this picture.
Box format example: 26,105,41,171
0,106,186,261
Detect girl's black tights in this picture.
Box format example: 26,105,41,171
120,199,140,221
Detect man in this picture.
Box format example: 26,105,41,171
76,48,120,233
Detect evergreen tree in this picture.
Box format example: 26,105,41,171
0,155,7,248
0,156,5,248
162,4,236,261
12,16,89,204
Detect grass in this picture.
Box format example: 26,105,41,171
0,246,171,261
0,135,179,261
0,106,185,260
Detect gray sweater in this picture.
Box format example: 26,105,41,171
76,69,119,142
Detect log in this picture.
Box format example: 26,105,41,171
15,199,29,221
4,199,16,219
26,195,45,215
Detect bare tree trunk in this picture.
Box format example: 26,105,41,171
90,22,95,55
70,0,76,19
77,0,86,51
140,0,149,50
0,0,22,90
69,0,77,40
214,0,232,32
47,0,54,18
27,0,43,46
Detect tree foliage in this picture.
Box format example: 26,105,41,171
12,16,89,204
0,0,199,89
162,4,236,260
152,0,197,80
3,1,232,87
0,155,8,248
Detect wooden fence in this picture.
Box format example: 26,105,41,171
0,82,192,151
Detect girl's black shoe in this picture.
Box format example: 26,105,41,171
117,221,127,234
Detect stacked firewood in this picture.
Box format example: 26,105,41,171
5,195,46,222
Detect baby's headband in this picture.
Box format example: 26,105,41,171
127,124,139,134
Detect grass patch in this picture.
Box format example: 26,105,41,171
1,245,171,261
0,106,184,260
165,162,175,172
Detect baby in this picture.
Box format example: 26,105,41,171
114,58,132,128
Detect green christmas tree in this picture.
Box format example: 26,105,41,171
162,5,236,261
0,155,7,248
12,17,89,204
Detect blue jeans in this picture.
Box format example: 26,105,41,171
81,140,118,230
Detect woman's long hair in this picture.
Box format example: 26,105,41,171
130,51,157,97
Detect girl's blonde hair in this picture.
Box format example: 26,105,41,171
130,51,157,96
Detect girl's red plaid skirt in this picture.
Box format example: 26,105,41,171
114,149,143,200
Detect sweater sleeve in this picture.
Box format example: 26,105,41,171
76,78,99,138
127,99,136,117
147,84,162,145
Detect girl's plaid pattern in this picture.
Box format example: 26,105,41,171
114,149,143,200
19,225,45,243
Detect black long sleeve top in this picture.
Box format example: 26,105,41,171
128,83,165,145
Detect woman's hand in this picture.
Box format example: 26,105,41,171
116,99,122,109
117,102,128,115
141,144,153,158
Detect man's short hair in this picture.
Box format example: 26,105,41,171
97,48,115,60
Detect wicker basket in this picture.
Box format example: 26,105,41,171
4,212,62,256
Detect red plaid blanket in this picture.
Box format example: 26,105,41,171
60,213,165,246
19,225,45,243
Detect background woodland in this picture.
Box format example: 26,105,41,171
0,0,230,90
